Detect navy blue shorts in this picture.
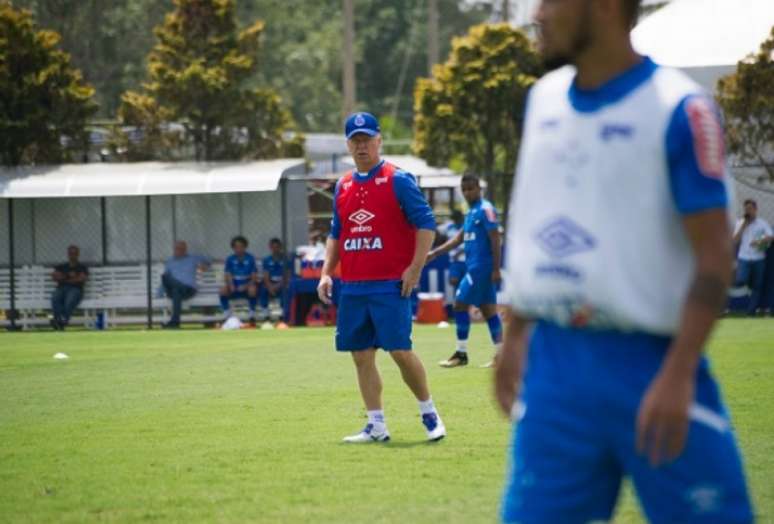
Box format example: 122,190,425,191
335,292,412,351
455,271,497,307
501,321,753,524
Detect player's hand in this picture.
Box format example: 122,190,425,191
425,250,437,264
400,264,422,297
492,269,502,284
317,275,333,305
494,339,522,419
636,365,694,467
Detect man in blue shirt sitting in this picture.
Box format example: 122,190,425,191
219,235,259,324
260,237,291,320
161,241,210,329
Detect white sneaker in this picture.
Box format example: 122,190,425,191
342,423,391,443
422,412,446,442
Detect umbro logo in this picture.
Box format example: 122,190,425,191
349,209,375,226
375,177,388,185
534,217,596,259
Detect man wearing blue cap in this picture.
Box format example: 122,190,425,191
317,112,446,443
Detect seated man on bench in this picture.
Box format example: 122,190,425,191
260,237,291,320
161,240,210,329
219,235,258,325
51,245,89,330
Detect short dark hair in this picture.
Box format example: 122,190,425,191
623,0,642,27
231,235,248,248
744,199,757,208
461,173,480,186
269,237,282,245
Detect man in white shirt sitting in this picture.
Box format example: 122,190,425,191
733,199,773,315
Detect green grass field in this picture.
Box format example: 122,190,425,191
0,319,772,523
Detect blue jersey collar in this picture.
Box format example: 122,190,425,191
353,160,385,183
568,56,657,113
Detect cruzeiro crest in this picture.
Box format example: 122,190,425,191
354,113,366,127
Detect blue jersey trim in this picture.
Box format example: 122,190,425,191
666,95,728,214
568,56,657,113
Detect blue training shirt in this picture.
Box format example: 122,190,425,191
330,160,436,294
463,198,499,273
262,255,290,283
225,253,257,287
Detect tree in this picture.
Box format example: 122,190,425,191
413,23,541,205
13,0,168,118
716,25,774,181
117,0,301,161
0,1,96,166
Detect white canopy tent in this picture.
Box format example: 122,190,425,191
0,159,299,199
632,0,774,90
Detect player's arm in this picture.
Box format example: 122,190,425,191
637,94,732,467
223,260,234,289
402,229,435,297
489,228,502,282
426,229,463,263
637,210,732,466
318,238,339,305
318,182,342,305
394,172,437,296
494,309,530,417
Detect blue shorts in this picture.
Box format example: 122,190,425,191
455,271,497,307
335,292,412,351
501,321,753,524
448,261,467,284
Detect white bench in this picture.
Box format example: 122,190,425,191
0,264,242,329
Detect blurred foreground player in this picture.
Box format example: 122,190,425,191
495,0,753,522
428,174,503,368
318,112,446,443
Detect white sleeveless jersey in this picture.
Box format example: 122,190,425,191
505,59,730,335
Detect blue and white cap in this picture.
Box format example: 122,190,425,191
344,112,380,139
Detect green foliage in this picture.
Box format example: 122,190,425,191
413,23,541,205
12,0,169,118
117,0,300,161
0,1,96,166
717,25,774,181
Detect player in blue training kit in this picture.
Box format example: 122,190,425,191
428,174,503,368
494,1,753,523
260,237,291,320
219,235,259,324
439,209,467,289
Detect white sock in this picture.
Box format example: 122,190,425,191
494,342,503,353
418,398,436,415
456,340,468,353
367,410,386,432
